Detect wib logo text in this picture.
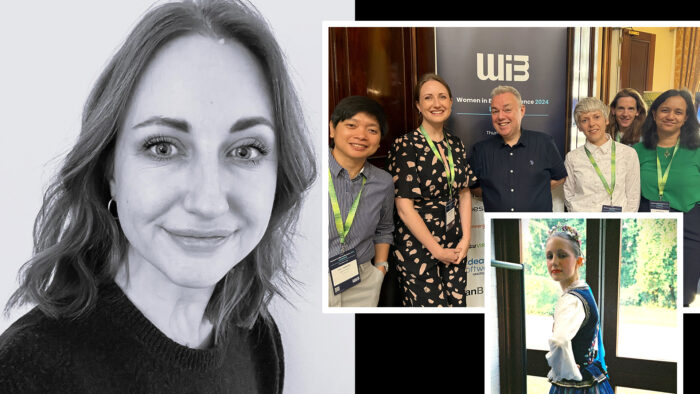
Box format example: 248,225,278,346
476,53,529,82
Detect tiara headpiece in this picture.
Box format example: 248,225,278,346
548,224,581,246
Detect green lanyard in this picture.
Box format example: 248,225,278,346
328,169,366,248
656,140,680,200
418,125,455,199
584,141,616,203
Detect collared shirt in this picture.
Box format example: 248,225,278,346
328,150,394,264
563,135,640,212
469,129,567,212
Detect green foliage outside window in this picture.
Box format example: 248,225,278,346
620,219,676,309
523,218,676,317
524,218,586,316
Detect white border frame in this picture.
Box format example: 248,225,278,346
321,20,692,392
483,211,684,393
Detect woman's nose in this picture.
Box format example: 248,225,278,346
182,156,229,218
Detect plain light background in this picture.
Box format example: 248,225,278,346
0,1,354,393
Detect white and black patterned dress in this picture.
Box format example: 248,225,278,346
387,129,476,307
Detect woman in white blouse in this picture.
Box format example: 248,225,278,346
564,97,640,212
545,225,613,393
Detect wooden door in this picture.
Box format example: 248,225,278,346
619,29,655,93
328,27,435,168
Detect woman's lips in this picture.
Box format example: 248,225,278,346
164,228,233,252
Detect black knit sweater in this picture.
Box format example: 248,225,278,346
0,282,284,393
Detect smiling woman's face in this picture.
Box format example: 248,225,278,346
110,34,277,289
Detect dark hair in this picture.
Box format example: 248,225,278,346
330,95,388,138
642,89,700,150
606,88,647,145
6,0,316,343
414,73,453,103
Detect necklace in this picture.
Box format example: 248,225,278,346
658,146,673,159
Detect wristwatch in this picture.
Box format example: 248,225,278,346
374,261,389,273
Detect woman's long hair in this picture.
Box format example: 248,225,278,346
606,88,647,145
6,0,316,342
641,89,700,150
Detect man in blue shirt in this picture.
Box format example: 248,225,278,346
328,96,394,307
469,86,567,212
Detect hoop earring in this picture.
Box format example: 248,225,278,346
107,198,118,219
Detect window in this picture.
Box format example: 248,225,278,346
522,218,587,352
617,219,677,362
493,217,679,393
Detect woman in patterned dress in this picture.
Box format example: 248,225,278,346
387,73,476,307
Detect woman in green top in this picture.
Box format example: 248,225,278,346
633,89,700,306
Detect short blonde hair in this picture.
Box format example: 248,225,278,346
574,97,609,129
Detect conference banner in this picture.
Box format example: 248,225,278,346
435,27,570,306
436,27,569,155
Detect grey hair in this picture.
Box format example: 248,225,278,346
490,85,522,107
574,97,609,129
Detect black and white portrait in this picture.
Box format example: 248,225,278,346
0,0,353,392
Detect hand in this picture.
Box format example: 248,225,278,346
376,265,387,275
432,246,462,265
455,237,470,264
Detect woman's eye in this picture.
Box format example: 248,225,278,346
143,137,180,160
152,142,174,156
232,146,260,160
230,142,268,163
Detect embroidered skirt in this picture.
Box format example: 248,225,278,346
549,361,613,394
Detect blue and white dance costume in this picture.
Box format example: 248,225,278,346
547,281,613,393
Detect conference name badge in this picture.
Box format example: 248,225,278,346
602,205,622,212
445,199,456,231
329,248,361,295
649,200,670,213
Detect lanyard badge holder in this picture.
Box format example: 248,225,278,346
650,141,679,212
328,170,365,295
419,126,456,231
585,141,621,212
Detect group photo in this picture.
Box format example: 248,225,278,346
327,24,696,393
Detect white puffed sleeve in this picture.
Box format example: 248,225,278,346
546,293,586,381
